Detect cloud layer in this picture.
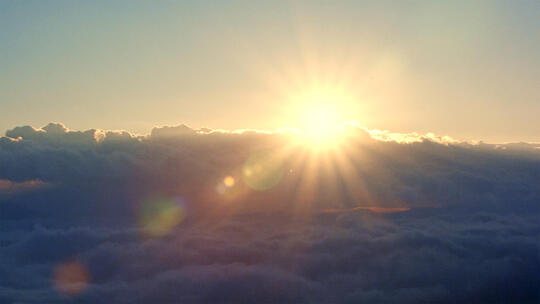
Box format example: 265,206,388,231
1,123,539,303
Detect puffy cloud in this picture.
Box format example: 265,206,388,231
345,122,458,144
1,123,539,303
2,210,539,303
150,124,196,138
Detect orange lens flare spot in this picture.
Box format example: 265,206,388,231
216,176,236,195
52,260,90,297
223,176,235,187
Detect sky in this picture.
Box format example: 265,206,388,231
1,0,539,142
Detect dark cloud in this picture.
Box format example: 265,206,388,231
1,123,539,303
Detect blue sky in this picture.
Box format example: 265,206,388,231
1,0,539,141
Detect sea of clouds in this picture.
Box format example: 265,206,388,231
1,123,539,303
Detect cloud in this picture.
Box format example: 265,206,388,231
2,210,539,303
1,122,539,303
345,122,459,144
150,124,196,138
0,179,51,195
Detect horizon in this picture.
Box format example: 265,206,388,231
3,121,540,145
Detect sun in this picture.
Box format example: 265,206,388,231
284,86,354,149
300,103,345,148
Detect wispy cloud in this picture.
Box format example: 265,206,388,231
0,179,51,194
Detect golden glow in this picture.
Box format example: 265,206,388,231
300,103,345,148
284,85,355,150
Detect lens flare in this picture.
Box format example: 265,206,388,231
242,150,284,191
52,260,90,297
223,176,235,187
216,175,236,195
138,196,186,237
